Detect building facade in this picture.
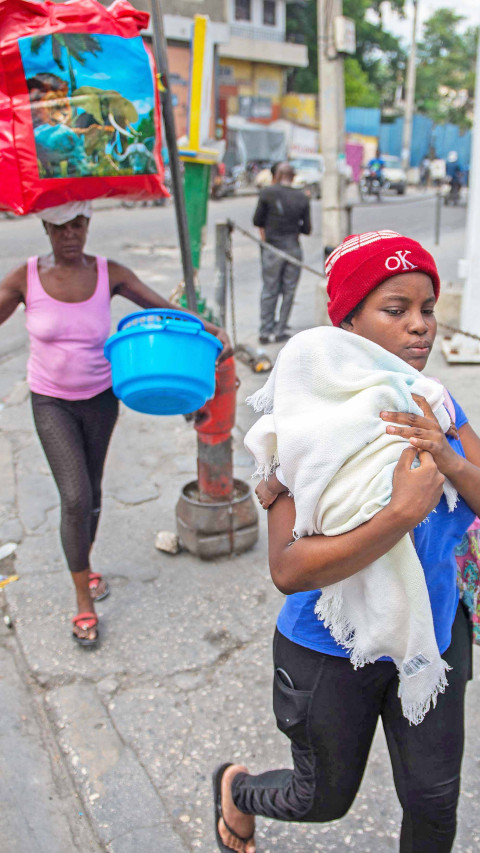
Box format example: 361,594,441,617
218,0,307,123
110,1,308,137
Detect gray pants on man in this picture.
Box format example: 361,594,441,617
260,242,303,339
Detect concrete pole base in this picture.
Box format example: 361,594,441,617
175,479,259,559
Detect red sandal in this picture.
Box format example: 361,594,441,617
88,572,110,602
72,612,98,647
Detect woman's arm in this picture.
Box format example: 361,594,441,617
443,422,480,517
0,266,26,325
380,394,480,517
268,446,445,594
108,260,233,359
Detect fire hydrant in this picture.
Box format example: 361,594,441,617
175,357,259,558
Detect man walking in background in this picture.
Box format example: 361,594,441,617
253,161,311,344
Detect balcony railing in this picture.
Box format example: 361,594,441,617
229,23,284,42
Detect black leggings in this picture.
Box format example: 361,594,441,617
232,603,472,852
31,388,119,573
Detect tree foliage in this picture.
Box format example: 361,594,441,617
286,1,406,110
286,2,477,129
416,9,478,130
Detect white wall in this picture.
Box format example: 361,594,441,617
227,0,286,39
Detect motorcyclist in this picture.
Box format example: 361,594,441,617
445,152,463,205
367,154,385,186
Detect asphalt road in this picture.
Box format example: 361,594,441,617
0,188,467,392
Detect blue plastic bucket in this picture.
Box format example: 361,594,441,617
104,309,222,415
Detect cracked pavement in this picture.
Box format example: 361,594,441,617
0,197,479,852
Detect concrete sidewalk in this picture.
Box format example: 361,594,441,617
1,201,479,852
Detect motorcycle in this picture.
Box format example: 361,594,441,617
211,162,238,200
359,168,383,202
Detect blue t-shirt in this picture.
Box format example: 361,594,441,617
277,394,475,657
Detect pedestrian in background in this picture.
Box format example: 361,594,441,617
420,156,431,189
253,162,311,345
0,201,231,647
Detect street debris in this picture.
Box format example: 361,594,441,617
234,343,272,373
0,542,17,561
0,575,19,589
154,530,180,554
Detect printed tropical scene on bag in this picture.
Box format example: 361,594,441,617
455,520,480,644
18,32,158,179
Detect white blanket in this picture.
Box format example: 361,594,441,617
245,327,457,724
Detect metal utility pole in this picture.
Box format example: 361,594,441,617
318,0,348,257
455,34,480,354
149,0,197,312
401,0,419,171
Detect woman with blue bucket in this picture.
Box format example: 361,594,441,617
0,200,231,647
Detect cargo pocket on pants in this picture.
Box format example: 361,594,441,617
273,668,312,748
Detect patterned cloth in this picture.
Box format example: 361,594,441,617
455,517,480,644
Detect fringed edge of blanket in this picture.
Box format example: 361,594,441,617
315,591,452,725
398,660,451,726
314,592,374,666
444,479,458,513
252,453,279,481
246,388,274,414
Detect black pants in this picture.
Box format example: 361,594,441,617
31,388,119,573
232,603,472,852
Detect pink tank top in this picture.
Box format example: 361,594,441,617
25,256,112,400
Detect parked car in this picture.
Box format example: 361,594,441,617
254,154,325,198
254,166,274,189
290,154,324,198
382,154,407,195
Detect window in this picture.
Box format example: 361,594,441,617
235,0,251,21
263,0,276,26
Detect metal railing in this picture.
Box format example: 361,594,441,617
229,23,284,42
215,220,480,347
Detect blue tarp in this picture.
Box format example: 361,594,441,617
379,115,434,167
345,107,381,138
347,107,472,168
431,124,471,167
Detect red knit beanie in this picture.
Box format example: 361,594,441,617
326,230,440,327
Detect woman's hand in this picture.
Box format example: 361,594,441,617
380,394,458,477
255,473,287,510
390,446,445,527
256,479,278,509
214,327,234,362
202,321,233,362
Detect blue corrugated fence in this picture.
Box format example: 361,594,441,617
346,108,471,167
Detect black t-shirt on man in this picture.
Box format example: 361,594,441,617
253,184,311,248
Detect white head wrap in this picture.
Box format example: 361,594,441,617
37,201,93,225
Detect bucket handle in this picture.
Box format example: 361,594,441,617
118,308,205,333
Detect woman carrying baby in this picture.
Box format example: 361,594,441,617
213,231,480,853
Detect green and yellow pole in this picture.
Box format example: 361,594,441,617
149,0,198,311
179,15,220,273
183,161,211,271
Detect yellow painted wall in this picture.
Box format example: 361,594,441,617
253,64,283,101
219,58,284,118
281,93,318,128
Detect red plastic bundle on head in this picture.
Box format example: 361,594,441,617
0,0,167,214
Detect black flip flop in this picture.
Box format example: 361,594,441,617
88,572,110,602
212,763,255,852
72,612,99,647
